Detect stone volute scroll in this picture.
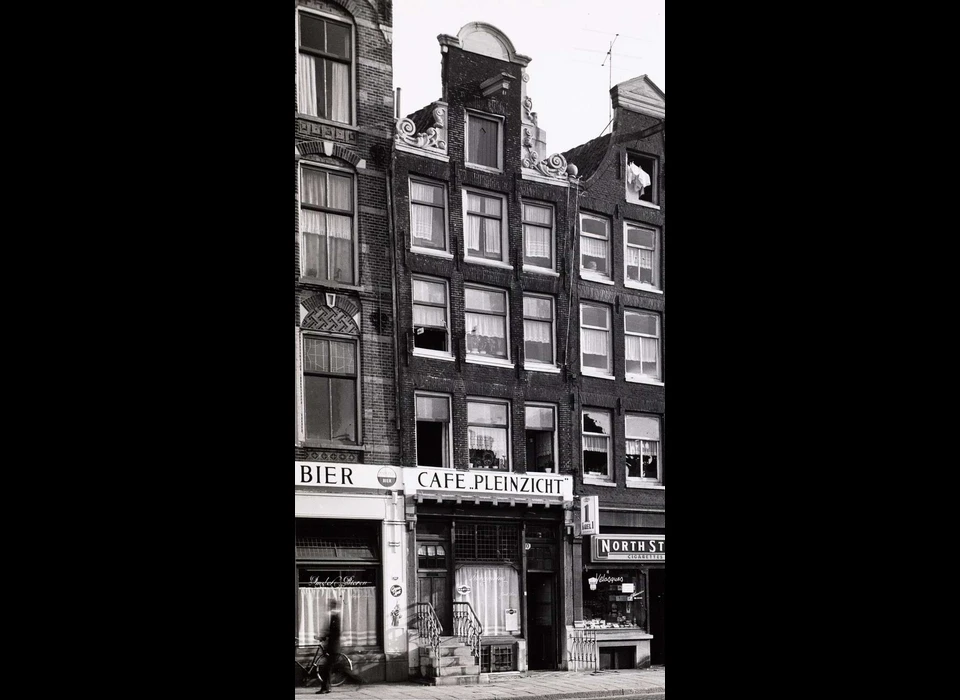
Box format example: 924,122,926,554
519,71,575,186
395,102,449,161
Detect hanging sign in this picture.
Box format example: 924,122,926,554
591,535,665,562
580,495,599,535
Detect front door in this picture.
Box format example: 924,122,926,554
418,572,450,633
649,568,665,665
526,572,557,669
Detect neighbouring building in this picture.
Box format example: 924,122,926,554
562,75,666,670
294,0,409,685
389,22,583,683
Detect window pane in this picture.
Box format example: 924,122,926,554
465,288,505,313
583,411,610,434
626,311,658,335
466,313,507,357
300,14,325,51
327,174,352,210
303,337,328,372
413,279,446,304
523,296,551,319
416,396,449,421
328,340,355,374
627,226,655,248
468,402,508,425
411,203,444,248
325,59,350,123
467,192,502,216
523,203,552,225
525,406,554,430
469,116,500,168
582,305,608,328
412,181,444,205
580,236,608,274
301,168,325,206
626,415,659,440
581,216,608,238
523,224,552,266
330,378,356,441
325,21,351,59
304,375,330,440
468,426,508,469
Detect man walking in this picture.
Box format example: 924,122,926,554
317,598,365,693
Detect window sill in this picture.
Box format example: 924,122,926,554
302,441,365,450
296,113,358,131
626,481,664,490
582,369,615,380
413,349,455,361
298,277,363,292
411,247,453,260
525,363,561,374
625,375,664,386
624,281,663,294
465,355,514,369
580,273,615,285
464,257,513,271
465,163,503,175
635,200,661,211
523,266,559,277
583,477,617,487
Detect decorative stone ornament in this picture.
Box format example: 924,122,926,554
395,103,448,160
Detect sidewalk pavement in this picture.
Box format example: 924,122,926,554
295,667,665,700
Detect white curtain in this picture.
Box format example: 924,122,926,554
297,587,377,647
327,175,351,210
523,205,551,225
298,54,318,116
411,204,435,242
466,314,505,339
581,237,608,259
466,215,482,252
414,306,446,327
454,565,520,635
301,169,324,205
484,220,501,255
466,289,503,312
523,296,551,319
524,319,551,343
583,435,608,452
524,225,551,259
411,182,438,203
642,338,658,368
582,329,609,355
329,61,349,123
626,335,642,362
413,279,445,304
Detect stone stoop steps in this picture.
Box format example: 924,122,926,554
419,637,482,686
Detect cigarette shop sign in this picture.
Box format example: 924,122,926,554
592,535,665,562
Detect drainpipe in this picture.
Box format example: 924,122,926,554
385,144,402,438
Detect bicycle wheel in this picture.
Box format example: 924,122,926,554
330,653,353,687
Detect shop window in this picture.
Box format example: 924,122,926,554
580,212,611,280
412,276,450,355
302,335,357,443
582,409,612,481
625,222,660,290
296,567,379,646
465,285,509,361
523,294,555,368
299,164,355,284
297,11,353,124
525,403,557,473
463,189,509,264
415,393,451,468
625,309,661,382
626,152,657,205
522,202,554,271
455,522,520,562
467,399,510,471
410,178,448,253
581,303,612,377
417,543,447,569
466,112,503,171
582,571,646,631
455,565,521,635
626,413,661,483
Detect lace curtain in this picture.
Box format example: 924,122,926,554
582,329,609,355
297,587,377,647
454,565,520,635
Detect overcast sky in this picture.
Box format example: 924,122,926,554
392,0,665,156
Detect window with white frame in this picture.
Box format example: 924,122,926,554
468,399,510,471
626,152,658,205
410,179,447,252
625,309,661,381
464,190,508,264
626,413,660,482
582,409,612,480
415,393,451,468
412,277,450,354
297,11,352,124
580,213,611,278
625,222,660,289
580,303,612,376
523,294,554,366
522,202,554,270
525,403,557,473
302,335,357,443
466,112,502,170
300,164,355,284
465,286,509,360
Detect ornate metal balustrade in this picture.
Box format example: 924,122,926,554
416,602,443,660
452,601,483,662
568,628,598,671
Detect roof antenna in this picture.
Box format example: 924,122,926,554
601,34,619,126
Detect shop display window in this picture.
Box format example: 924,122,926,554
581,571,647,631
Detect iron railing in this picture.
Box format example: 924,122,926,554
568,628,598,671
415,602,443,660
452,601,483,662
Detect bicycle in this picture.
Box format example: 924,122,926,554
295,636,354,687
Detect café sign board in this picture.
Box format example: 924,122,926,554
405,467,572,500
591,535,665,562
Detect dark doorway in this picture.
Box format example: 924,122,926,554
649,568,665,665
526,572,557,669
417,572,450,632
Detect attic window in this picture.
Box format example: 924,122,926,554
466,113,503,171
626,153,657,206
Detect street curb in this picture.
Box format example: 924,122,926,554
517,690,665,700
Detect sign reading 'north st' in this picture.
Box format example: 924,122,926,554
592,535,665,562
